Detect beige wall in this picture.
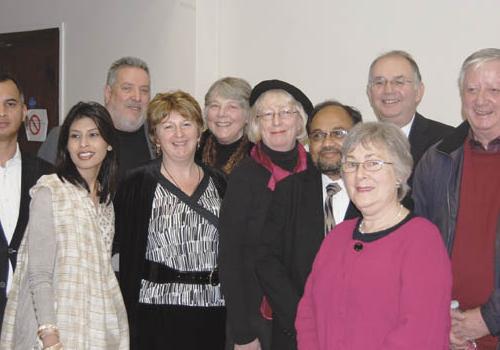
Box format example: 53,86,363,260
2,0,499,126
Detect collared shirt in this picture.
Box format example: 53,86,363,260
321,174,350,225
0,144,22,293
400,114,416,138
468,130,500,153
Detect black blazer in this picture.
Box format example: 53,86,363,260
408,113,454,171
255,165,359,350
0,151,53,329
403,113,454,210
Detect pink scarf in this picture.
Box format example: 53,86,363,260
250,141,308,191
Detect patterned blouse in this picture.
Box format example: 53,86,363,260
138,173,225,307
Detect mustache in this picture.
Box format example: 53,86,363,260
319,146,341,155
126,102,142,109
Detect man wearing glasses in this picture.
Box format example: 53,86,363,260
367,50,453,173
255,101,361,350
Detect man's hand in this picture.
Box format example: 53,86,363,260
450,307,489,349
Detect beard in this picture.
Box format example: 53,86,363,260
315,145,342,177
317,158,341,177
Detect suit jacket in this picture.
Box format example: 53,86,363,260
408,112,454,172
402,112,454,210
0,151,53,329
255,165,359,350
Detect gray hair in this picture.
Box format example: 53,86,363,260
367,50,422,87
106,56,150,86
458,48,500,92
204,77,251,110
341,121,413,201
247,89,308,144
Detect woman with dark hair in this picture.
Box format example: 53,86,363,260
218,80,314,350
197,77,253,175
1,102,128,349
116,91,226,349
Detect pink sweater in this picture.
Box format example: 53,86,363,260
296,217,451,350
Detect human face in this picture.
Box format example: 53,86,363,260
309,106,354,180
0,80,26,143
67,117,110,182
256,92,302,152
367,55,424,127
206,96,247,144
342,142,399,217
155,111,200,163
104,66,150,132
461,59,500,146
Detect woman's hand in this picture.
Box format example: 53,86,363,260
235,338,261,350
450,307,487,349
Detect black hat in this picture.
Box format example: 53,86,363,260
249,79,314,118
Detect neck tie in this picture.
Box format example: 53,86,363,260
324,182,341,234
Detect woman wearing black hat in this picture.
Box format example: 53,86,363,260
218,80,313,350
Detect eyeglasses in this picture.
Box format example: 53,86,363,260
309,128,348,142
369,77,414,90
342,159,394,173
257,109,298,122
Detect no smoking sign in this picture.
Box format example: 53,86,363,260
26,109,48,142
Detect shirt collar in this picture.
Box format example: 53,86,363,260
399,114,415,138
467,130,500,153
2,143,21,168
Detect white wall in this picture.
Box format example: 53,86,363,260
196,0,500,126
1,0,499,127
0,0,197,122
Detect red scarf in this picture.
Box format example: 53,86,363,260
250,142,308,191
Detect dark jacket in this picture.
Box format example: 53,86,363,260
413,121,500,344
114,159,226,348
0,152,53,330
255,165,359,350
402,112,454,210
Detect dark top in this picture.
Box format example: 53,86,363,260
195,130,253,174
255,164,360,350
218,142,299,345
117,125,152,180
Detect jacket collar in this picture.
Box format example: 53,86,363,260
437,121,469,155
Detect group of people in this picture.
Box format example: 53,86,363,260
0,46,498,350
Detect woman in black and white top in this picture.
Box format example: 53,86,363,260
115,91,226,349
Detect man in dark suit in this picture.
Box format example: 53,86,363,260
366,50,454,206
255,101,362,350
0,73,53,331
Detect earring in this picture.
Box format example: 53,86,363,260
155,144,162,156
396,181,401,188
107,145,113,151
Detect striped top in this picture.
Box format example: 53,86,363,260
139,174,225,307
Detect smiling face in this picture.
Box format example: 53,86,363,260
0,80,26,143
342,142,399,217
104,66,150,132
256,91,302,152
67,117,110,181
309,105,355,180
155,111,200,163
367,55,424,127
205,95,248,144
461,59,500,145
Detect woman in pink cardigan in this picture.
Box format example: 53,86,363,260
296,122,452,349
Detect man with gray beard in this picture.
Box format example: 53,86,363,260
255,101,361,350
38,57,155,180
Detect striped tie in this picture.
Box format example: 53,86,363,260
324,182,341,234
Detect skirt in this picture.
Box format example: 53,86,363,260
134,303,226,350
